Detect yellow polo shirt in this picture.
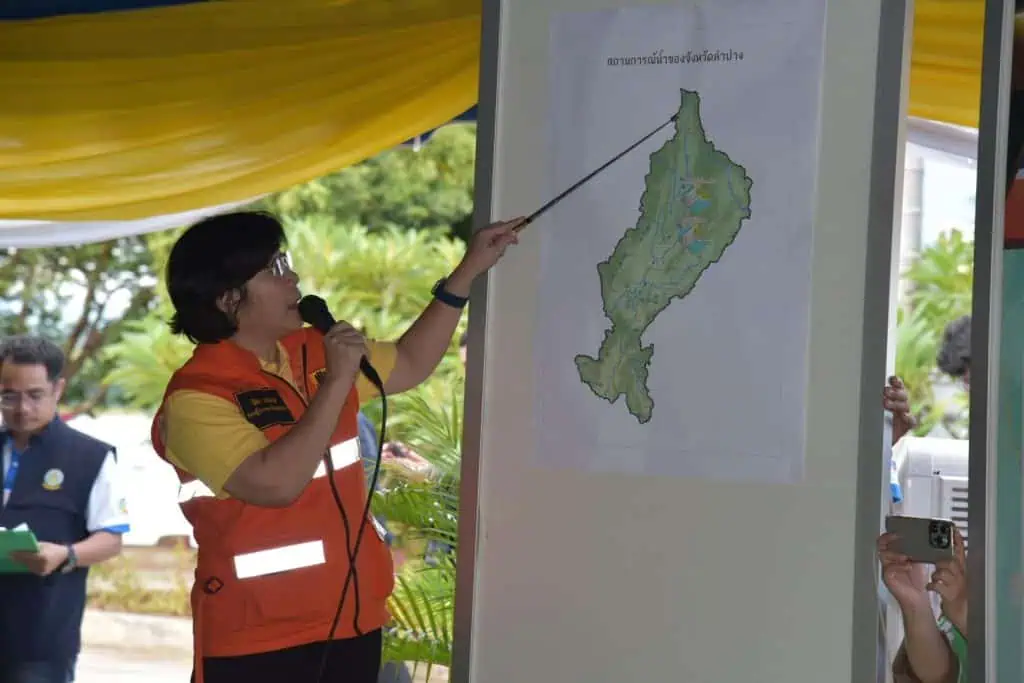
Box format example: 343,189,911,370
162,341,396,497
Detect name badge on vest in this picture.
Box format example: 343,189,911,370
235,389,296,429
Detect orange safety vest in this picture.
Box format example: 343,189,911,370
150,328,394,677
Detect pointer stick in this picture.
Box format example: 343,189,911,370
515,113,679,232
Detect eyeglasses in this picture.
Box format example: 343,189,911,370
0,389,51,407
267,252,293,278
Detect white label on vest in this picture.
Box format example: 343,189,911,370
313,438,360,479
233,540,326,579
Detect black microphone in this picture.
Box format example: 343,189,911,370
298,295,383,390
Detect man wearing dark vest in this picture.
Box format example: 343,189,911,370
0,336,130,683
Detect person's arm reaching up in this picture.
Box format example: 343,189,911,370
897,607,958,683
880,532,959,683
383,219,522,395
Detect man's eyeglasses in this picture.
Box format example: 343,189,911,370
268,252,293,278
0,389,50,407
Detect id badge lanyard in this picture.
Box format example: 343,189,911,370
1,438,17,508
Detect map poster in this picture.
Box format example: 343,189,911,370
534,0,825,482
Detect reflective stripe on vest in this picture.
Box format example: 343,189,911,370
177,437,361,505
233,540,326,579
313,438,360,478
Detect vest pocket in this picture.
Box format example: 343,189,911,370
194,471,395,638
234,538,338,626
195,539,336,641
239,532,393,631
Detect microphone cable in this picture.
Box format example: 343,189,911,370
298,295,388,683
314,361,387,683
307,358,387,683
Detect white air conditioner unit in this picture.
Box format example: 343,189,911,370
892,436,969,547
883,436,969,683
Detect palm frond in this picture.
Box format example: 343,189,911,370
374,384,463,674
375,484,459,547
102,315,192,409
385,561,456,671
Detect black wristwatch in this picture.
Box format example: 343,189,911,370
431,278,469,309
58,545,78,574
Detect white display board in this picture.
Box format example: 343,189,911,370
535,1,824,484
454,0,911,680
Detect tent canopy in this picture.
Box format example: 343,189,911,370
0,0,990,222
911,1,986,129
0,0,481,221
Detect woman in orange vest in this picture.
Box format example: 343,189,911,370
150,210,521,683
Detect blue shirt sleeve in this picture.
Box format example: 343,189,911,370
356,412,392,545
357,412,380,480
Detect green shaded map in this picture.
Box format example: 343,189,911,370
575,89,753,424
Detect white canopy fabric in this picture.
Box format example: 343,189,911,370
0,198,258,248
906,117,978,169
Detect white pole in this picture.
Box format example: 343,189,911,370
898,150,925,305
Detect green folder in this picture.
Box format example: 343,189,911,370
0,526,40,574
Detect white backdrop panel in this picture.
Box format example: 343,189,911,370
459,0,908,681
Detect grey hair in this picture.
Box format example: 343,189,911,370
936,315,971,378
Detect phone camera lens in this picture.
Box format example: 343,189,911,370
928,521,952,549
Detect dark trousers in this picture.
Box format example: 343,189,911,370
378,662,413,683
195,630,382,683
0,660,75,683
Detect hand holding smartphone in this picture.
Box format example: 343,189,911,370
884,515,956,564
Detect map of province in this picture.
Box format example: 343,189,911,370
574,89,753,424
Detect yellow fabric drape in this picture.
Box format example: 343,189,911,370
909,0,986,129
0,0,480,220
0,0,1003,221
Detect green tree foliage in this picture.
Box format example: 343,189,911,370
104,219,467,411
0,238,159,411
902,230,973,326
896,229,974,436
894,306,943,435
260,123,477,240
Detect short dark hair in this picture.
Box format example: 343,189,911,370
458,332,468,348
167,211,286,344
937,314,971,378
0,336,65,382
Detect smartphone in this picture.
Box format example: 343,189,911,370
885,515,955,564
